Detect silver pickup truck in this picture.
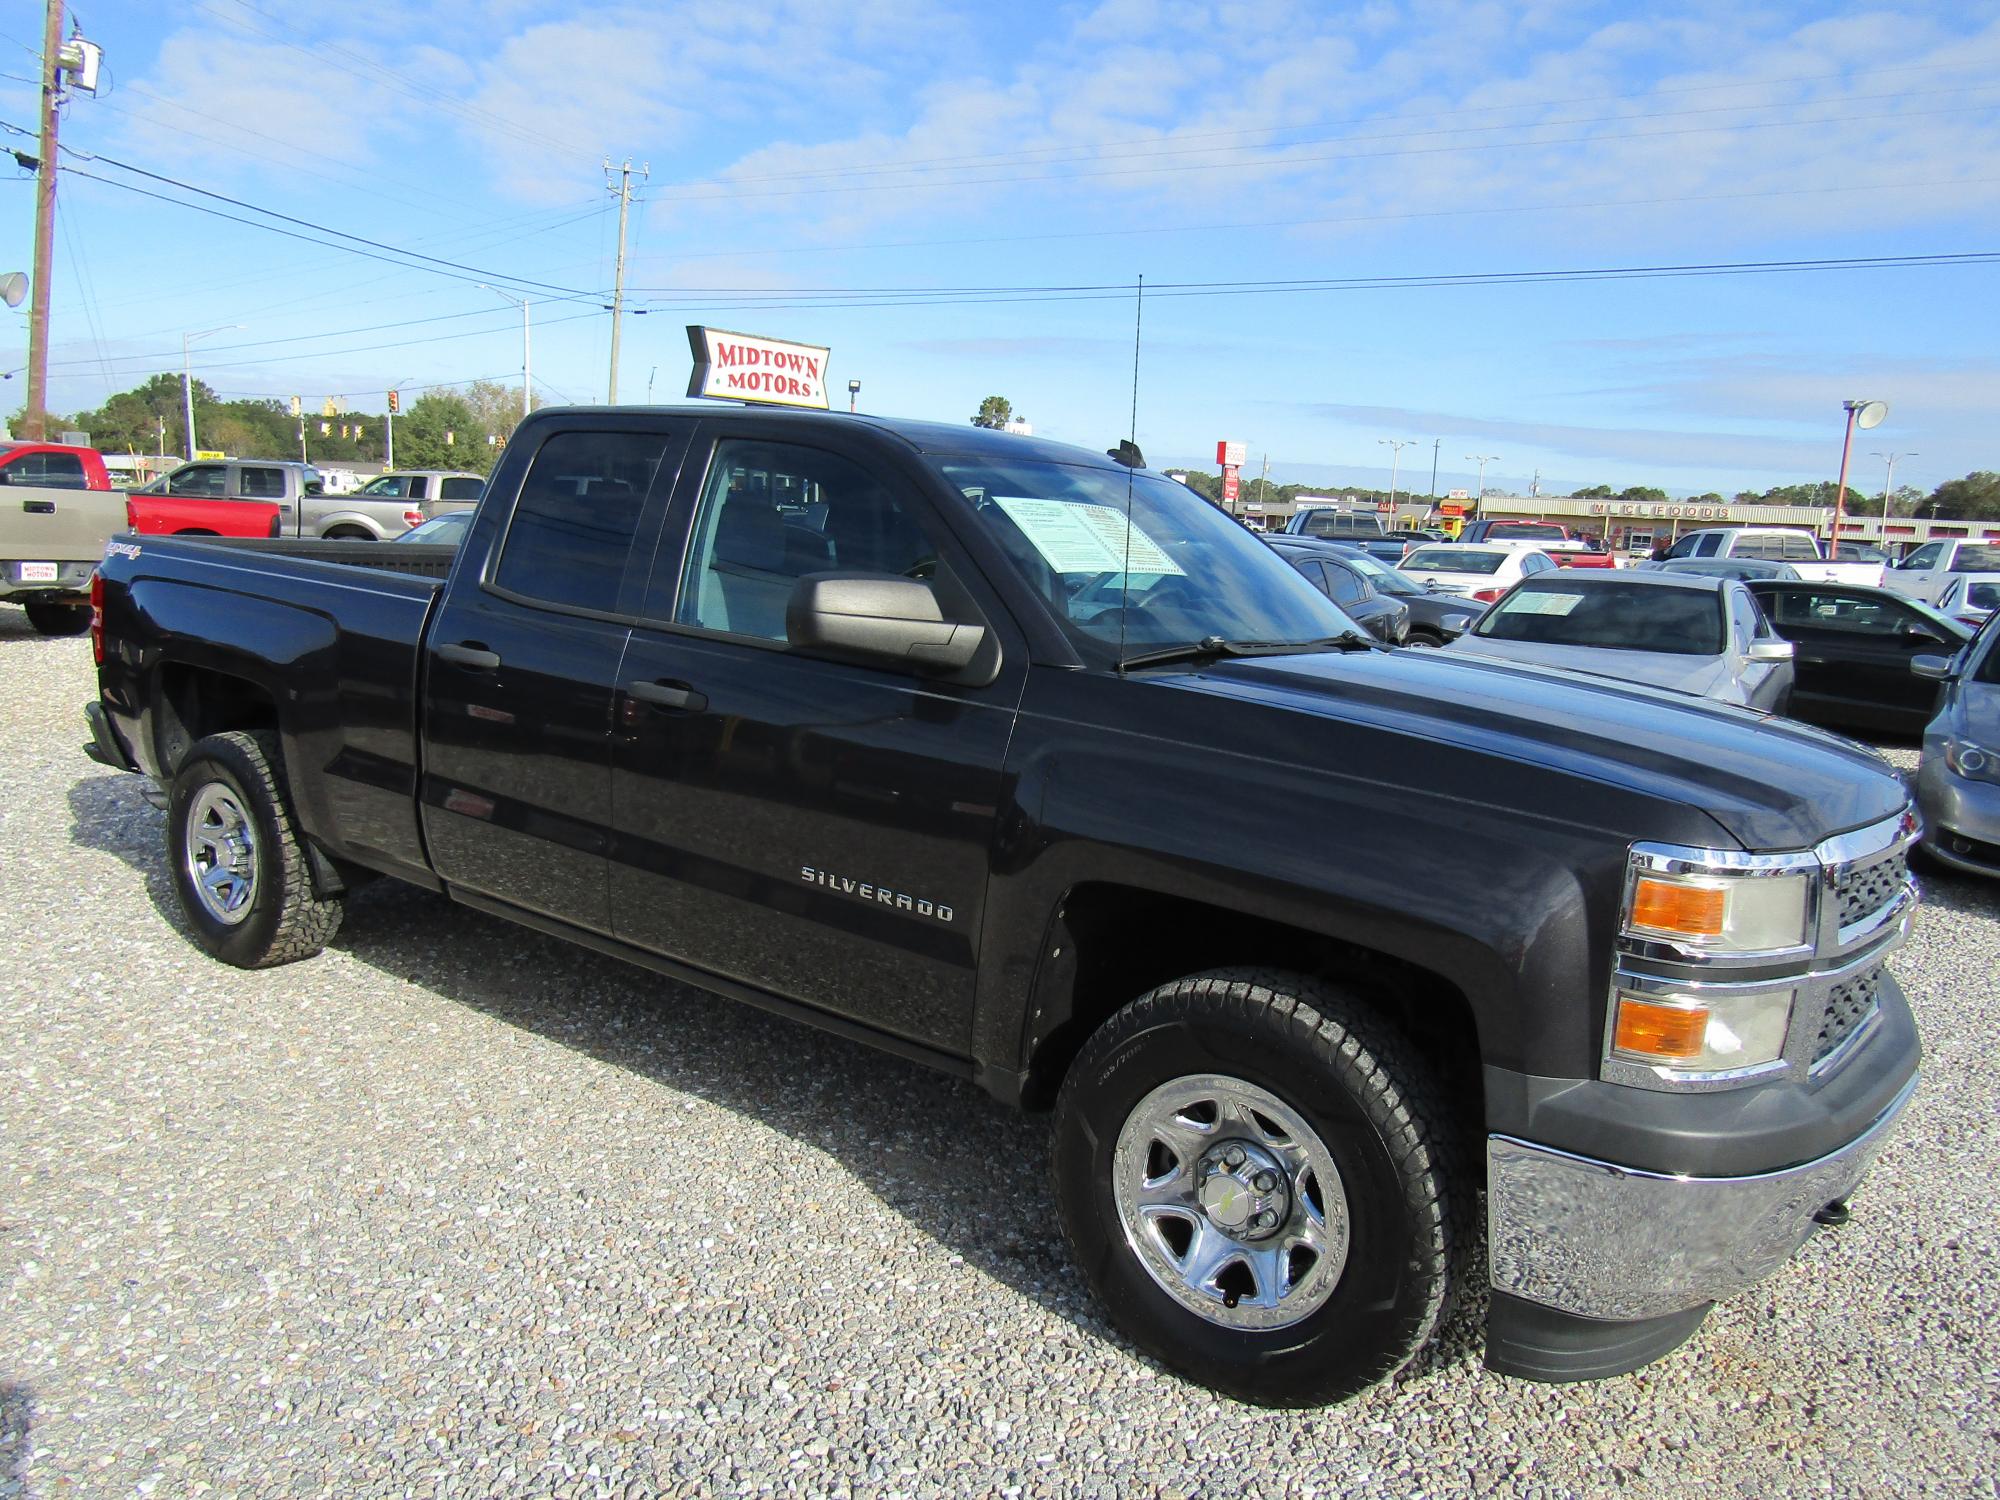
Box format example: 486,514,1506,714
2,481,123,634
140,459,427,540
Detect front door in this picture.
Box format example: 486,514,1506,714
607,428,1023,1053
421,421,693,933
1755,584,1948,729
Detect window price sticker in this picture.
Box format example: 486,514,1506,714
994,498,1185,576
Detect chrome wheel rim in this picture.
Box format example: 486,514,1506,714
1112,1073,1350,1331
184,783,258,925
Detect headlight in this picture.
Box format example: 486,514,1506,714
1623,866,1811,953
1945,736,1996,782
1610,987,1794,1072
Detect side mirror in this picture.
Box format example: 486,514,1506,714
1747,639,1794,663
787,573,987,676
1911,653,1955,680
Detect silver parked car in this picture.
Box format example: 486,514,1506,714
1446,570,1795,712
1914,618,2000,877
351,469,485,521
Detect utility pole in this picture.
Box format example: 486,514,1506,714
605,158,648,404
1428,439,1440,498
21,0,66,439
1872,451,1916,524
1258,452,1270,518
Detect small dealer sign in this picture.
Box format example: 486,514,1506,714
686,325,832,409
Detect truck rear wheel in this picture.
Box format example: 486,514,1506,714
166,730,344,967
1051,968,1460,1407
23,598,90,636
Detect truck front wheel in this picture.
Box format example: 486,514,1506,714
166,730,345,967
1052,968,1461,1407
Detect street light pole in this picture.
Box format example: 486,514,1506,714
848,378,861,414
1832,399,1887,549
180,324,241,459
1465,454,1499,507
1378,438,1413,508
1872,451,1917,525
1428,438,1440,498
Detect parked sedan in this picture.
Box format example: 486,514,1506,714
1397,544,1558,603
1914,618,2000,877
1746,580,1973,736
1264,536,1408,644
1312,542,1487,646
1935,573,2000,632
1448,571,1794,712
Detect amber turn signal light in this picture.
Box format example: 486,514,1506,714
1630,876,1727,938
1612,996,1709,1062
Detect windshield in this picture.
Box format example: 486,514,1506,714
938,459,1359,656
1475,579,1725,654
1339,551,1418,595
1404,547,1505,575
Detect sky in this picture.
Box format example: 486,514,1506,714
3,0,1998,498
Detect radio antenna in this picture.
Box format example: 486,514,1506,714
1116,273,1144,669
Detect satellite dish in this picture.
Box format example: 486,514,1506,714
1855,400,1888,430
0,272,25,310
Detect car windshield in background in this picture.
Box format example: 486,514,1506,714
1475,580,1725,655
938,460,1359,656
1403,547,1506,575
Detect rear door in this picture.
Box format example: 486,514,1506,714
605,421,1025,1053
420,419,694,933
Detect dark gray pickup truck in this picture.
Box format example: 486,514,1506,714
85,407,1922,1405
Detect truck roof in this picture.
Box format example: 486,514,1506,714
556,405,1132,473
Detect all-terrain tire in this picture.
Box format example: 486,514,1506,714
1051,967,1463,1407
166,729,345,967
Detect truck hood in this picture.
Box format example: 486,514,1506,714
1172,647,1905,852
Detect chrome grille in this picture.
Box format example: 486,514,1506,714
1815,965,1881,1064
1830,849,1908,931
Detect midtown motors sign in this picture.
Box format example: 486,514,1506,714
686,326,832,409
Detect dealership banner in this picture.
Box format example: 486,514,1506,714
687,326,832,409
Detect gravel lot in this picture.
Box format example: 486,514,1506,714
3,610,1996,1499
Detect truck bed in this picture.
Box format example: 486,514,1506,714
152,533,462,581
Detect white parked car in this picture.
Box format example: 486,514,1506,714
1396,544,1559,603
1445,571,1795,712
1882,539,2000,605
1656,527,1881,586
1935,573,2000,631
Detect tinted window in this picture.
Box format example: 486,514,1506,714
2,450,87,487
491,431,668,613
1953,544,2000,572
1301,512,1379,537
1780,532,1821,560
1967,583,2000,611
301,467,326,497
1900,543,1943,570
1665,533,1704,559
356,475,414,498
441,477,483,500
1475,581,1724,654
1761,588,1919,638
167,465,226,497
240,466,285,498
678,439,935,641
1491,523,1566,540
1323,562,1367,607
1692,533,1723,557
1521,553,1556,575
1732,534,1785,559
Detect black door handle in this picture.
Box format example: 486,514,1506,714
437,642,501,670
22,500,54,515
628,679,706,711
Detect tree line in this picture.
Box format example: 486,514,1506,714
14,375,532,475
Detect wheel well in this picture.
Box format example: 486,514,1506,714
1022,884,1484,1135
323,526,374,540
154,664,278,775
173,528,219,536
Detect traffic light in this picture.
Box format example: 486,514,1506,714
387,389,400,414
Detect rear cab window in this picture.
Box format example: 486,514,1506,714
488,431,674,614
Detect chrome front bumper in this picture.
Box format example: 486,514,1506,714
1485,1071,1918,1322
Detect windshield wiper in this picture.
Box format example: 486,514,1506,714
1117,632,1374,671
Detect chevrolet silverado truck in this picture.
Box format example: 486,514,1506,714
83,408,1923,1406
1660,527,1884,586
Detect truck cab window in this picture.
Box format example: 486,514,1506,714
168,465,226,497
4,451,86,488
676,439,936,641
240,467,285,499
490,431,669,613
